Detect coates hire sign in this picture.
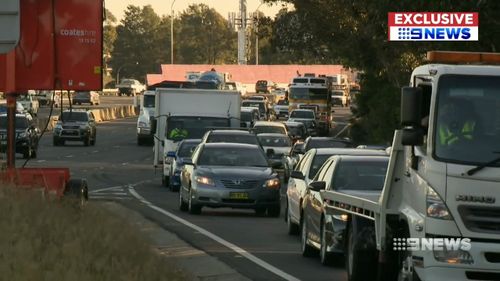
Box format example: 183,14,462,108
388,12,478,41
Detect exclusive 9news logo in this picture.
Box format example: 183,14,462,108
388,12,478,41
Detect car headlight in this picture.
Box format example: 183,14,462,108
427,186,452,220
138,121,149,128
263,178,280,189
195,176,215,186
434,249,474,264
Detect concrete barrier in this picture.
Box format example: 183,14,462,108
37,105,137,132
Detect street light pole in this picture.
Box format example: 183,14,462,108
171,0,177,64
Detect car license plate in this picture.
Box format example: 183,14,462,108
229,192,249,199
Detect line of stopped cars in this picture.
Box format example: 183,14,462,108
164,108,391,268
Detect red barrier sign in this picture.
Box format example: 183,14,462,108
0,0,103,92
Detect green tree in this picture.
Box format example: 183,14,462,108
265,0,500,143
176,4,237,64
110,5,170,83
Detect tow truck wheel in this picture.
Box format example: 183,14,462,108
345,218,377,281
65,179,89,207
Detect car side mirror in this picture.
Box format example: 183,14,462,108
309,181,326,192
290,170,305,180
166,151,176,158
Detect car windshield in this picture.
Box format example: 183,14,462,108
257,81,267,86
258,135,291,147
207,133,259,145
434,75,500,166
242,101,265,113
253,125,286,135
60,112,88,122
287,125,307,137
74,92,89,97
309,154,333,179
143,95,155,108
289,87,328,100
166,116,229,141
332,158,389,191
198,146,268,167
307,139,351,150
290,110,314,119
240,112,252,121
0,116,29,129
277,100,289,105
331,91,343,97
178,141,201,158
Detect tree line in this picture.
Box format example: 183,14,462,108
105,2,500,144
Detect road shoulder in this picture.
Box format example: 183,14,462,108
99,201,251,281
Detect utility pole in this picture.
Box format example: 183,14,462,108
170,0,176,64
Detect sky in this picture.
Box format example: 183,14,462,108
105,0,290,21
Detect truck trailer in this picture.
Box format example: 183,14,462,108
151,88,241,187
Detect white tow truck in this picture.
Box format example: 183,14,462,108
320,51,500,281
151,88,241,187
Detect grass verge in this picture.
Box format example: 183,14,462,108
0,187,187,281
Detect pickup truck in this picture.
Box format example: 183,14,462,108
116,79,145,97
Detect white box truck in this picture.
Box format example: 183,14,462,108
319,51,500,281
151,88,241,186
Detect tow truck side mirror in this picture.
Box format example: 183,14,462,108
401,87,422,127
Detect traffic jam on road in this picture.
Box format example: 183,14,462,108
1,2,500,280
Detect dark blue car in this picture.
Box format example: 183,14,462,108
168,139,202,191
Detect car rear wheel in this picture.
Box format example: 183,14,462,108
188,189,202,215
83,135,90,146
286,202,300,235
179,189,188,211
320,220,334,265
301,218,316,257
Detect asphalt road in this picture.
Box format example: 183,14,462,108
27,107,352,281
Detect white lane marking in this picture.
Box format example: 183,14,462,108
333,123,351,138
129,186,300,281
37,160,46,163
92,150,99,153
89,180,151,194
89,195,131,200
65,155,74,158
